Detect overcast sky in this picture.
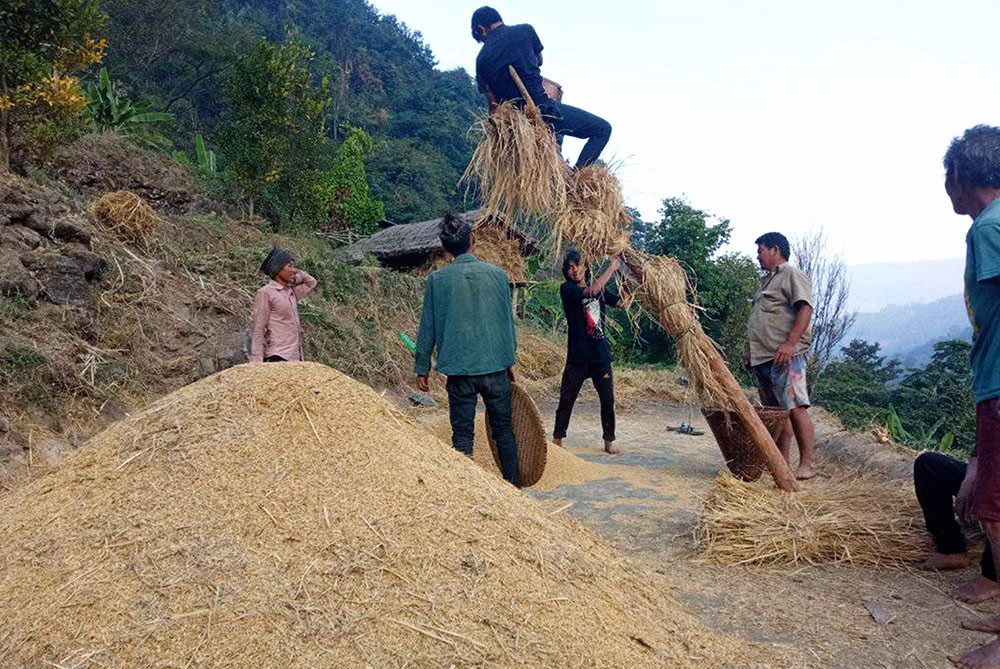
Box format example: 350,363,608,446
370,0,999,265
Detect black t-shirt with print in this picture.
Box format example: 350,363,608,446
475,24,552,111
560,281,622,364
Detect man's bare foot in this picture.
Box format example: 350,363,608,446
963,615,1000,634
950,638,1000,668
552,438,562,447
795,463,816,480
954,576,1000,604
604,440,620,455
919,552,972,571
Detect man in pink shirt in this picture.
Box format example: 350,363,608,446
248,247,317,363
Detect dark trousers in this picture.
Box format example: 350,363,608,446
553,362,615,442
914,451,995,579
548,102,612,168
446,371,519,485
264,355,286,362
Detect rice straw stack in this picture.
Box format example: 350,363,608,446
694,472,927,567
555,165,632,260
92,190,161,246
460,100,567,224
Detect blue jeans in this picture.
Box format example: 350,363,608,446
446,371,520,485
545,102,612,168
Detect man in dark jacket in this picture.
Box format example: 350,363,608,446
552,252,626,454
414,212,519,485
471,6,611,168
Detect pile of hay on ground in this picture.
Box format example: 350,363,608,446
555,165,632,260
460,100,566,225
0,362,759,667
417,223,527,282
92,190,161,245
694,471,927,568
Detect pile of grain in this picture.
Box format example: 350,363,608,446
694,471,928,567
418,223,527,282
0,362,756,667
418,410,621,490
91,190,161,245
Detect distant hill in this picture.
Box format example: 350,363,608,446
846,294,971,368
847,258,964,312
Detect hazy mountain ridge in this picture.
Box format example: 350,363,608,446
845,293,971,367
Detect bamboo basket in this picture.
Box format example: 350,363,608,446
701,406,789,481
485,382,548,487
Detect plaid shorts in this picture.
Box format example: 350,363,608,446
753,354,811,410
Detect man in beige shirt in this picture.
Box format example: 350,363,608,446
748,232,816,480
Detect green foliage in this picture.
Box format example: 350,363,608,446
99,0,481,222
326,127,384,234
82,67,173,146
195,133,216,173
815,339,976,454
0,0,106,168
893,340,975,453
219,37,333,229
644,197,759,370
813,340,900,428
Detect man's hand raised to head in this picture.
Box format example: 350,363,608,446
416,375,430,393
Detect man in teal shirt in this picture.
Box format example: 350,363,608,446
942,125,1000,669
415,212,519,485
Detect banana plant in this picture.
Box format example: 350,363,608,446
83,68,174,146
195,133,216,173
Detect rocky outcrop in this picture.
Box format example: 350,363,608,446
0,174,104,306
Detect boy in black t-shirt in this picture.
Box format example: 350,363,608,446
554,251,626,454
470,6,612,168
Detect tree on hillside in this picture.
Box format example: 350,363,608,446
219,38,332,227
0,0,106,170
326,127,385,235
792,226,855,375
812,339,899,427
893,339,975,453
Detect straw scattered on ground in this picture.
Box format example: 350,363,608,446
0,362,761,668
91,190,161,245
460,100,566,225
418,222,527,282
555,165,632,261
694,471,928,568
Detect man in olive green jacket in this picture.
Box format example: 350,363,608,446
415,212,519,485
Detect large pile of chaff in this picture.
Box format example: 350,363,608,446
0,362,757,667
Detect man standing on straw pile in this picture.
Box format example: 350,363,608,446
414,212,520,485
248,247,317,363
553,251,627,455
942,125,1000,669
470,6,612,168
747,232,816,481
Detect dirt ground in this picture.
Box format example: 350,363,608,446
418,394,997,668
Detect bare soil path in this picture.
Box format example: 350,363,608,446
527,397,994,668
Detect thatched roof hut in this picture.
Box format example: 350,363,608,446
341,211,537,283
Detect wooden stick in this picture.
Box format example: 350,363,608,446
507,66,538,112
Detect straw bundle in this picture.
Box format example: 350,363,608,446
625,251,731,408
417,223,527,282
460,100,567,224
91,190,161,245
694,472,927,567
555,165,633,260
0,362,754,667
